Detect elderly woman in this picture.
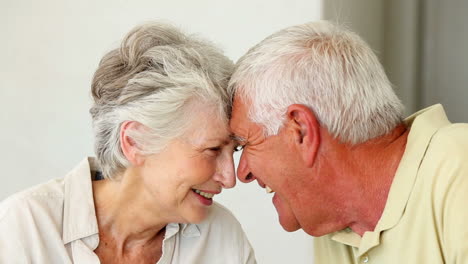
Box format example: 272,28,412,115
0,23,255,263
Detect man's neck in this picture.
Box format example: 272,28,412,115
321,125,409,236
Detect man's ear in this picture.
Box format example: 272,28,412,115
120,121,146,166
285,104,320,167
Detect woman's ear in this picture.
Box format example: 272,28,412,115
120,121,145,166
285,104,320,167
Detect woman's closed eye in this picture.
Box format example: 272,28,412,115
206,146,222,155
209,146,221,151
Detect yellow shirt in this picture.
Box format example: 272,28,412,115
314,104,468,264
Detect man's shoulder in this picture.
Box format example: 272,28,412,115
432,122,468,148
418,122,468,208
427,123,468,168
424,124,468,258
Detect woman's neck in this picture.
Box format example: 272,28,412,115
92,168,168,250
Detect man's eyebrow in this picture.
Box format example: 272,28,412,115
230,134,246,143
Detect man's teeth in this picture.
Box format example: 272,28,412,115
266,186,274,193
194,189,214,199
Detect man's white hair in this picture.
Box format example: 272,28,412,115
229,21,404,144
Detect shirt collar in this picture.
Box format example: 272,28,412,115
332,104,451,256
62,157,100,246
164,223,201,240
181,223,201,237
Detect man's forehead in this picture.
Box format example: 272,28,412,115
229,96,253,144
230,95,249,122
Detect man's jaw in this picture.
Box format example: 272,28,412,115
272,192,301,232
255,180,300,231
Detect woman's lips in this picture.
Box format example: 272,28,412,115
192,189,217,206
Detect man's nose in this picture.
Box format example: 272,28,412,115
237,151,256,183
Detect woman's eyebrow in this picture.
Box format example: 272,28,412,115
205,137,230,144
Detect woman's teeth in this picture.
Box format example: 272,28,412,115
193,189,214,199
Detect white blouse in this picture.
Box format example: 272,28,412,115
0,158,256,264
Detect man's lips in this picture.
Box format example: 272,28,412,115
257,178,266,188
248,175,272,192
265,186,274,193
256,179,274,194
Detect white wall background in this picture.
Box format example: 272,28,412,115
0,0,320,263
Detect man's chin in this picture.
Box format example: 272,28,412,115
280,223,301,232
273,193,301,232
278,214,301,232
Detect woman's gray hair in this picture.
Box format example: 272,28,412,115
90,22,233,178
229,20,404,145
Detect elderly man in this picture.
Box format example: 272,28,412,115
229,21,468,263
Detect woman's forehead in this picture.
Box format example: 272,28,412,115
185,116,231,144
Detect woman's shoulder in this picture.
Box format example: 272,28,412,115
0,177,66,242
0,177,75,262
0,157,94,224
205,202,242,225
0,177,66,219
195,202,247,237
187,202,256,263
